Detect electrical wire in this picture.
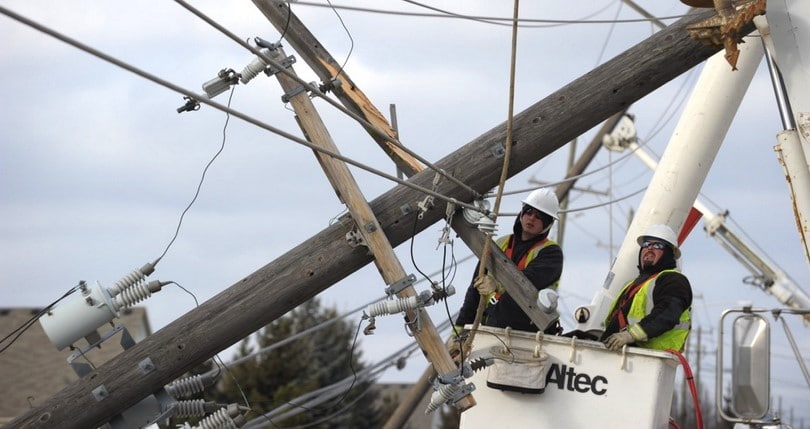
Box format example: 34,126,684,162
667,349,705,429
0,5,483,216
290,1,687,26
0,284,81,354
172,0,482,201
156,86,235,265
322,0,354,82
494,133,658,198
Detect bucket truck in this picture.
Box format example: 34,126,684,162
455,2,809,428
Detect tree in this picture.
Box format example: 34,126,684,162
210,298,382,428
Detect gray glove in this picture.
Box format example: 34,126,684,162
604,330,635,351
474,275,496,296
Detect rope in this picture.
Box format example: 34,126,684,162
464,0,521,352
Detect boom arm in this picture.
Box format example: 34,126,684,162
604,119,810,321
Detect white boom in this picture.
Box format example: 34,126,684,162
571,34,765,337
602,121,810,322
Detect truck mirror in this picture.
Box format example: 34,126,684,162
731,314,770,419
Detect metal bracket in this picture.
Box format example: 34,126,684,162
138,357,156,374
265,55,296,78
385,274,416,296
281,82,314,104
92,385,109,401
489,144,505,159
450,382,476,405
399,203,413,216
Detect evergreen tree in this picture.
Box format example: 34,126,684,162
209,298,382,428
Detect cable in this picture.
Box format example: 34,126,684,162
494,133,658,198
667,349,704,429
157,86,235,264
0,5,483,215
0,284,80,354
594,0,623,67
291,1,687,26
323,0,354,82
172,0,482,201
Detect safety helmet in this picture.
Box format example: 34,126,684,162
521,188,559,220
637,223,681,259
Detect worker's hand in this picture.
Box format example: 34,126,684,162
604,330,635,351
474,275,496,296
447,338,468,363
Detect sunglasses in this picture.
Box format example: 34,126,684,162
641,241,667,250
521,206,544,219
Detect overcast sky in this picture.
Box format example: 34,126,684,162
2,0,809,425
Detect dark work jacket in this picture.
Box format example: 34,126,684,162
455,216,563,332
601,246,692,340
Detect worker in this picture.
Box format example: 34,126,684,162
454,188,564,336
602,224,692,352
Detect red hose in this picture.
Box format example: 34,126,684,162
667,349,704,429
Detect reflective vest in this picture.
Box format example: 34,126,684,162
486,236,559,304
607,269,691,351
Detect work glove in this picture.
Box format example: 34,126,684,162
604,330,635,351
447,337,469,363
474,275,497,296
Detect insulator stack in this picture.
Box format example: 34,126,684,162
166,374,207,398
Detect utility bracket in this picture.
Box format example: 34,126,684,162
385,273,416,297
281,80,313,103
266,55,297,78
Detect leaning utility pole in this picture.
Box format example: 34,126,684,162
7,7,736,429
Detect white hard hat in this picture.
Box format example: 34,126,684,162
637,224,681,259
521,188,559,220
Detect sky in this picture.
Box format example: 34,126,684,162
1,0,809,426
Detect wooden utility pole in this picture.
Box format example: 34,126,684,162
270,44,475,410
7,8,739,428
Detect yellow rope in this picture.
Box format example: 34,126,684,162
464,0,520,352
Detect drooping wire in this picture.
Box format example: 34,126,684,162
156,86,235,264
274,1,293,45
323,0,354,82
170,279,277,427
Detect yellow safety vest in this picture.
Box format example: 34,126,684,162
487,236,559,302
607,269,691,352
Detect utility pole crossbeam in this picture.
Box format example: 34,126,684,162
270,45,476,410
7,8,733,429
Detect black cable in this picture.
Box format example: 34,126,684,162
156,86,235,264
324,0,354,82
0,284,81,354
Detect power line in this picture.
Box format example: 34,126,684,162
291,0,687,26
0,5,484,215
172,0,482,200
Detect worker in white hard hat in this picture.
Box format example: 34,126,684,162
601,224,692,352
454,188,564,340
